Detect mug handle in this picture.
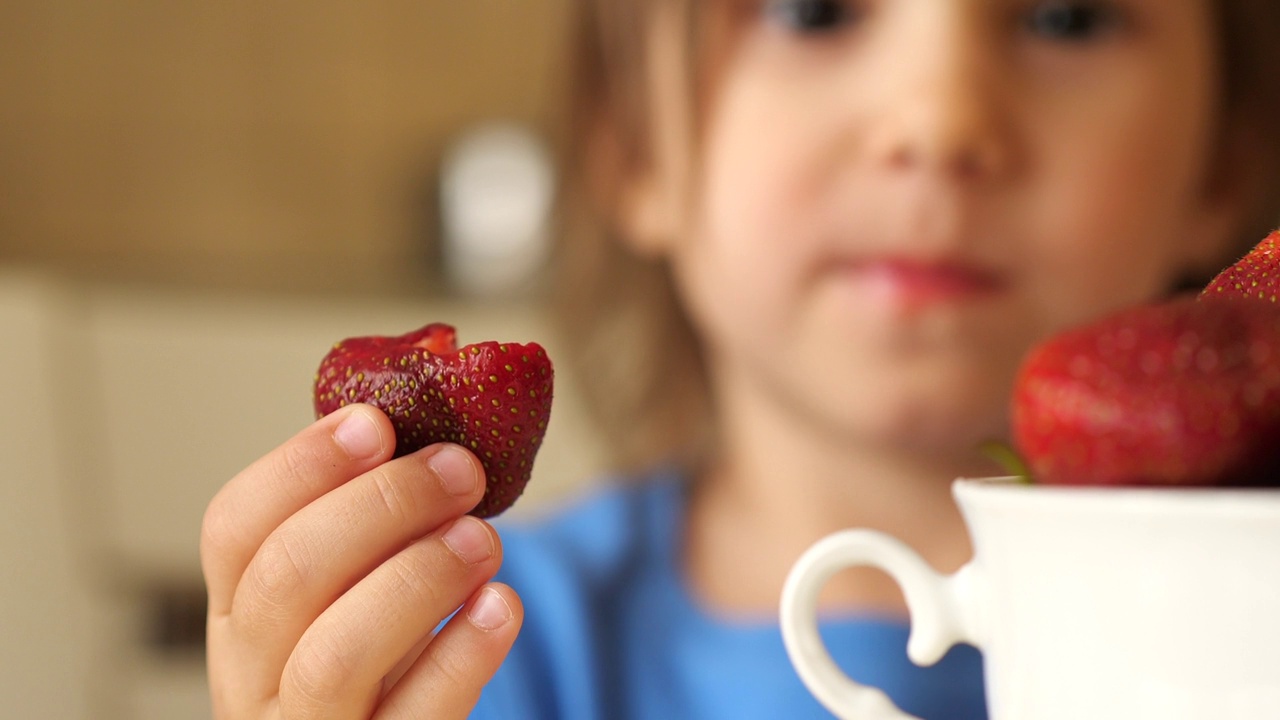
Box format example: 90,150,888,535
780,529,981,720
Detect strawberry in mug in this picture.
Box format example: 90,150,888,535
1012,230,1280,489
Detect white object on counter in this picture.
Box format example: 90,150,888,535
439,121,556,297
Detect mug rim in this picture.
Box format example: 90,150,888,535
953,476,1280,515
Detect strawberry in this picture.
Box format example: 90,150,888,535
1010,297,1280,487
1203,229,1280,302
313,323,553,517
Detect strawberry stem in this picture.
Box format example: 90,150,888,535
977,440,1033,484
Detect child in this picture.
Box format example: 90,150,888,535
200,1,1280,718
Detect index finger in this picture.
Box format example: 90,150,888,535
200,403,393,615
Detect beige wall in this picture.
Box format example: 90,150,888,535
0,8,589,718
0,1,569,294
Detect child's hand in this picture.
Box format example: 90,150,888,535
200,404,523,719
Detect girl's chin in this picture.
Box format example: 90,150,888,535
831,398,1010,459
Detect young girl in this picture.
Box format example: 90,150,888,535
201,1,1280,718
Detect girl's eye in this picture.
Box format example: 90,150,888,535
767,0,858,34
1023,1,1122,42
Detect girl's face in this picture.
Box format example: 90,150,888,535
635,0,1239,452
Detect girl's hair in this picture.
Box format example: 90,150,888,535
1215,0,1280,240
550,0,1280,473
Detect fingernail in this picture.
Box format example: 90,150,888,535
468,587,512,631
428,445,479,497
334,409,382,459
441,516,494,565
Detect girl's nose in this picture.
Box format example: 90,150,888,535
865,19,1013,181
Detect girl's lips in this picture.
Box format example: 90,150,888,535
844,258,1007,307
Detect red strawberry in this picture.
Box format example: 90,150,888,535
1010,297,1280,487
313,323,553,518
1203,229,1280,302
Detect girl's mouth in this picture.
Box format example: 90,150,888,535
843,258,1008,309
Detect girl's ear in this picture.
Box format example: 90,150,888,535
618,0,696,260
576,105,682,259
619,171,681,257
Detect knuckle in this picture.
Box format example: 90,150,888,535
199,497,237,567
421,639,475,692
283,633,354,711
364,465,418,527
385,544,448,608
243,532,312,615
275,438,320,485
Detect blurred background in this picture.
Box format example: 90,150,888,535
0,3,609,717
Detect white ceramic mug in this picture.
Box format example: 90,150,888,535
780,477,1280,720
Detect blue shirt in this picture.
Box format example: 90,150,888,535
475,469,988,719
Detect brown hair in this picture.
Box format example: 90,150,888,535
550,0,1280,474
1213,0,1280,243
550,0,711,474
